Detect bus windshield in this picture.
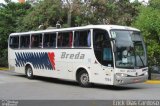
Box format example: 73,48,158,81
110,30,147,69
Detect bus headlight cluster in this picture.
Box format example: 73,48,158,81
116,73,128,77
144,71,148,76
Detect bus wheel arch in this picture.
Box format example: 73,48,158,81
76,68,92,87
25,63,34,79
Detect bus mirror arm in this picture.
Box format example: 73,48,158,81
112,41,116,52
113,45,116,52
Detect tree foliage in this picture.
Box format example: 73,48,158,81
133,0,160,66
20,0,141,30
0,2,31,66
18,0,65,31
69,0,140,26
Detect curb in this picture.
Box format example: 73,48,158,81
145,80,160,84
0,68,9,71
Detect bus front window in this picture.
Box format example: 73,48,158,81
132,32,147,68
111,30,147,69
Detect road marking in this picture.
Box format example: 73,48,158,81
145,80,160,84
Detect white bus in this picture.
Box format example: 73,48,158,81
8,25,148,87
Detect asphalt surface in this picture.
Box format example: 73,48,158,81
0,70,160,100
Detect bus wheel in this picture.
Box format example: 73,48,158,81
78,70,91,87
25,66,33,79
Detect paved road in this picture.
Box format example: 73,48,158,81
0,70,160,100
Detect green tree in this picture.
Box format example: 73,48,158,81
133,0,160,66
20,0,140,28
19,0,65,31
72,0,140,26
0,2,31,66
62,0,82,27
114,0,141,25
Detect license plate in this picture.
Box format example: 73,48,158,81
133,79,140,83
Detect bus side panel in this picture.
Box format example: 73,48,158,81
53,49,93,81
8,48,16,71
87,51,114,85
11,48,115,85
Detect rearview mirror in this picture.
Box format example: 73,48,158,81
111,31,116,39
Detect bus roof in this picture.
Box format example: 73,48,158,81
10,25,140,36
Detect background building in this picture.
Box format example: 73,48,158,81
18,0,25,3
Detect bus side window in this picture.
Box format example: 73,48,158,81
20,35,30,48
43,33,56,48
74,30,90,47
31,34,42,48
9,36,19,49
87,32,91,47
57,32,73,47
69,32,73,47
57,34,63,47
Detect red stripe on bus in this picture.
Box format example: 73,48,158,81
48,52,55,70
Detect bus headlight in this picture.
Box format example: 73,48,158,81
144,71,148,76
116,73,127,77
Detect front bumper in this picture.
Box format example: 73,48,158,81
113,74,148,85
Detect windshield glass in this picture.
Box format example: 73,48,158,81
111,30,147,69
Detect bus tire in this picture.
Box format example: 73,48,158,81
78,70,91,87
25,66,34,79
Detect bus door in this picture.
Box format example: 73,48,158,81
92,29,114,84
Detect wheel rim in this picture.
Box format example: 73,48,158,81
80,73,89,85
27,68,32,77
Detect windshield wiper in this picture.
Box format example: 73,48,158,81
133,41,145,68
137,53,145,67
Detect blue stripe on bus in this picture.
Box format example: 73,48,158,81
15,52,54,70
